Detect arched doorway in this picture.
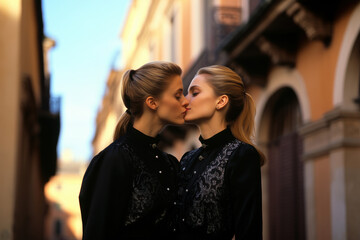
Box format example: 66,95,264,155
263,87,306,240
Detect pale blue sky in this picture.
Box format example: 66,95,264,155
42,0,131,161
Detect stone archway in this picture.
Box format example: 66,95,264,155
260,87,306,240
255,66,310,240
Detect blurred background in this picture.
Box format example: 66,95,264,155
1,0,360,239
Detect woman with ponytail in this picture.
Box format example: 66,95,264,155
173,65,264,239
79,61,189,239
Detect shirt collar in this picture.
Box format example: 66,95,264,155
126,125,160,149
199,127,235,149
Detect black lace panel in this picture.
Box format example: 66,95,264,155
181,140,241,234
123,144,165,226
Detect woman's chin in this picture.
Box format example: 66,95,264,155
184,116,194,123
169,118,185,125
177,119,185,125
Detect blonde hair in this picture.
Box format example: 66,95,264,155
113,61,182,140
197,65,265,165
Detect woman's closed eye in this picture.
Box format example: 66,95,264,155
175,89,184,100
188,85,200,97
192,92,199,97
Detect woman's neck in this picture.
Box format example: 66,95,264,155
198,117,227,140
133,112,163,137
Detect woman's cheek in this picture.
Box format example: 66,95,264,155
174,100,183,110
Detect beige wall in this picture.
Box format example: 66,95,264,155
189,0,205,64
120,0,152,69
93,111,118,155
92,70,124,156
214,0,242,7
344,148,360,240
0,1,21,237
20,0,41,101
181,0,191,71
1,1,52,238
296,6,352,121
313,155,331,240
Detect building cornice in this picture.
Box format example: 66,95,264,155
299,108,360,160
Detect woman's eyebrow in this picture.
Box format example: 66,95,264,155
188,85,199,92
176,88,183,93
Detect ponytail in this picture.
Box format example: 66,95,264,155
230,93,265,166
113,111,132,141
230,93,255,145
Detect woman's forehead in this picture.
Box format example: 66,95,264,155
167,75,183,90
189,74,210,88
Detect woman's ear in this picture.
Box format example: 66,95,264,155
145,96,158,110
216,95,229,110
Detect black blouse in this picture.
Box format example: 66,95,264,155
79,126,179,239
173,127,262,240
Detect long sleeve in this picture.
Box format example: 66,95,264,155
79,143,133,239
226,144,263,240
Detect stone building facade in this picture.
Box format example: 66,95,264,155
0,0,60,239
94,0,360,239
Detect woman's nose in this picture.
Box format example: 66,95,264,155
182,96,189,107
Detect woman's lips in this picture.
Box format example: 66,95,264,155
182,108,190,117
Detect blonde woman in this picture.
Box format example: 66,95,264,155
79,61,189,239
174,65,264,239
